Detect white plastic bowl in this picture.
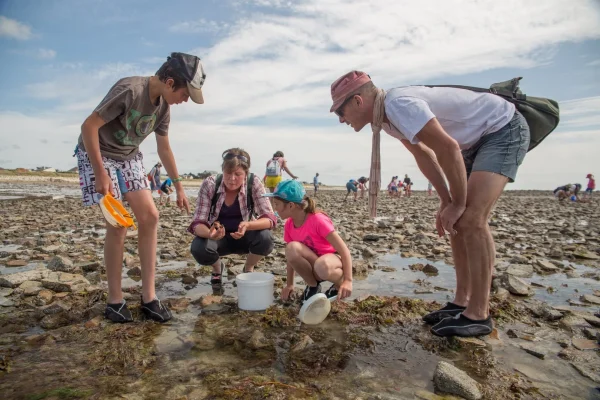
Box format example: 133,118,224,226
236,272,274,311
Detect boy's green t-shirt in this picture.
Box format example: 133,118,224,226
78,76,170,161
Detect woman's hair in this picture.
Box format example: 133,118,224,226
221,148,251,174
155,62,188,91
273,151,284,158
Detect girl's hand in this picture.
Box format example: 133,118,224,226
338,280,352,300
281,285,295,301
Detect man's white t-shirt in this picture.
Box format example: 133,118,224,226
381,86,515,150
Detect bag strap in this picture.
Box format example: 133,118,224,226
247,173,255,220
210,174,223,218
423,77,527,100
210,173,256,220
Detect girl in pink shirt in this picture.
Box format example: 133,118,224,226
264,180,353,303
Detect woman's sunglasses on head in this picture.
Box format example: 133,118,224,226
223,153,249,164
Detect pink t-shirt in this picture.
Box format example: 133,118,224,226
284,213,336,256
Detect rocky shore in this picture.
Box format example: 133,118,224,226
0,190,598,399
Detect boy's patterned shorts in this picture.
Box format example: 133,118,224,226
76,148,150,206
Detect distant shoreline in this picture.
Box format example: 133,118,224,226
0,171,554,194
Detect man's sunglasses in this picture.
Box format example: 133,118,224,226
223,153,249,164
335,94,358,118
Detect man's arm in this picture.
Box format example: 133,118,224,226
415,118,467,232
400,139,451,204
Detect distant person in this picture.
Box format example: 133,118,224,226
75,52,200,323
148,162,162,194
265,180,353,302
188,148,276,290
345,178,358,201
571,183,582,201
159,177,173,205
264,151,298,193
585,173,595,199
427,181,433,196
313,173,320,196
403,174,413,197
387,176,399,197
357,176,369,199
553,184,572,201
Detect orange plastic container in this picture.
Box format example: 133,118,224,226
99,194,137,230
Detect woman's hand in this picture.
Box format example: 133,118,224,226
209,221,225,241
231,221,249,240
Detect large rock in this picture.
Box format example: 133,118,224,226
0,269,49,288
47,255,79,273
40,313,71,330
41,272,90,293
506,264,533,278
581,294,600,305
19,280,43,296
535,259,560,273
126,266,142,277
504,275,531,296
5,259,28,267
422,264,439,275
42,300,72,315
573,247,600,260
520,343,546,359
433,361,482,400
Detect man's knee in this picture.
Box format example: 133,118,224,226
456,208,488,233
249,229,274,256
190,237,218,265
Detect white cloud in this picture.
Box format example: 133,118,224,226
586,59,600,66
9,47,57,60
2,0,600,189
169,19,229,34
558,96,600,127
36,48,56,59
0,16,33,40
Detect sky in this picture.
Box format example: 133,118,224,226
0,0,599,190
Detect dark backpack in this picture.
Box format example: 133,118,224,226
210,173,255,220
425,77,560,152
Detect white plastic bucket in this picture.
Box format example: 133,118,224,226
236,272,274,311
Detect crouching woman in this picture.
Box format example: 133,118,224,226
188,148,277,287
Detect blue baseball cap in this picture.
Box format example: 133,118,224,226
262,180,305,203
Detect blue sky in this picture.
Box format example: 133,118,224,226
0,0,599,189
